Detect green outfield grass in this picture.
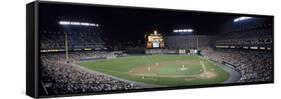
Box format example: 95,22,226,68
78,55,230,87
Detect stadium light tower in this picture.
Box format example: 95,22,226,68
59,20,101,63
64,32,69,63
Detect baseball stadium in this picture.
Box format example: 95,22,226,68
38,3,273,96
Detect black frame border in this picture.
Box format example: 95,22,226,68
26,0,274,98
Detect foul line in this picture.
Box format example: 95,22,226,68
200,61,208,74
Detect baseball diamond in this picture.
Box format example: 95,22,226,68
78,55,230,86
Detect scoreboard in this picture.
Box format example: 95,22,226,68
146,30,165,49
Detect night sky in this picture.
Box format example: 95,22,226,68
39,3,240,42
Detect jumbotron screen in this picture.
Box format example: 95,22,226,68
28,1,274,98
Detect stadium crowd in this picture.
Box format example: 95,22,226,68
215,28,272,46
40,31,106,50
204,22,274,83
40,52,139,95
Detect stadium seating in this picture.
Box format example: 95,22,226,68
164,35,213,50
201,21,273,82
40,31,106,50
40,53,139,95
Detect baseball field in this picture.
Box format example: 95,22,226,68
78,55,230,87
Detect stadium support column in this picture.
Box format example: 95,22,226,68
64,32,69,63
196,36,199,50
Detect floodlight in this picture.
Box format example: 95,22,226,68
173,29,193,32
58,21,99,27
234,16,252,22
186,29,193,32
59,21,70,25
